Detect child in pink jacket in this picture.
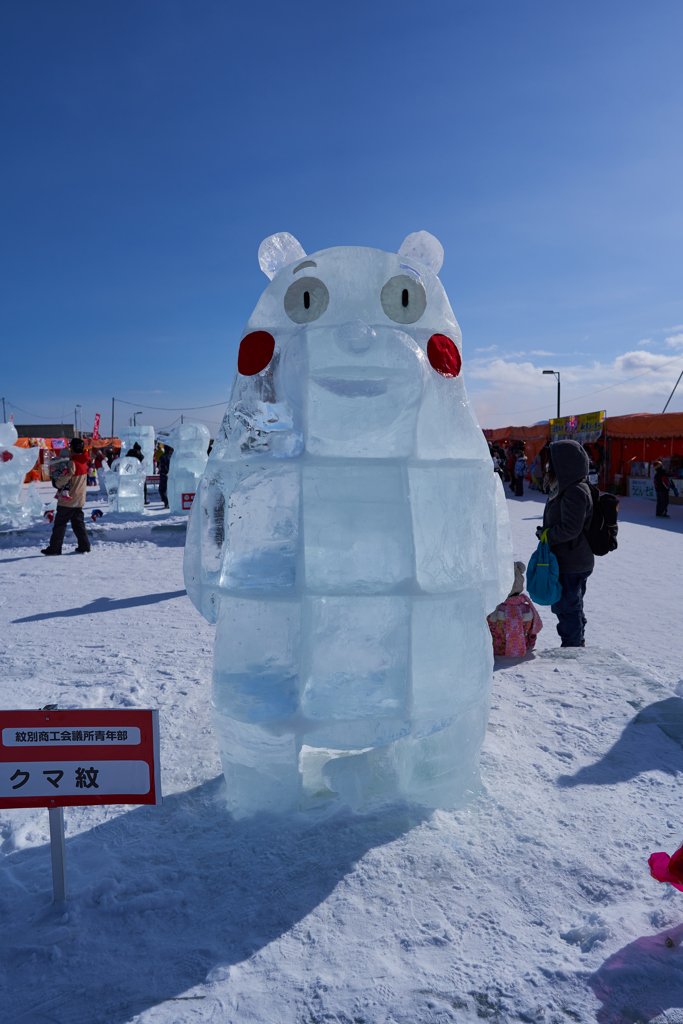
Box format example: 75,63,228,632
488,561,543,657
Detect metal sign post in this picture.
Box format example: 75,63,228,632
48,806,67,901
0,708,161,903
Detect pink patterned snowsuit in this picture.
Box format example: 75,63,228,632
488,595,543,657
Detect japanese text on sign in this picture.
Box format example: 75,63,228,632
3,727,140,746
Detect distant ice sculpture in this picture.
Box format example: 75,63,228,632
118,426,155,474
165,422,210,514
103,456,145,513
184,231,513,817
0,424,42,528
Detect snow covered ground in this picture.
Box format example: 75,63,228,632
1,482,683,1024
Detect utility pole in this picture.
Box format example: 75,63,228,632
111,397,115,438
181,414,184,425
663,370,683,413
2,398,5,423
542,370,561,419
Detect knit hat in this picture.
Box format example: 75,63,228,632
508,560,526,597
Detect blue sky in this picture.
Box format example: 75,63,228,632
1,0,682,434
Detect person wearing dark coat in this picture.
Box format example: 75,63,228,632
540,439,594,647
126,442,143,462
653,460,674,518
158,446,173,509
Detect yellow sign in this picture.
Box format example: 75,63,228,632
550,410,605,444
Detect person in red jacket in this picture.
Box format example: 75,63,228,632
41,438,91,555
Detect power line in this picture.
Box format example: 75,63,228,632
6,402,67,421
114,397,229,411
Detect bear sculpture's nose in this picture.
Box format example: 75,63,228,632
335,319,375,354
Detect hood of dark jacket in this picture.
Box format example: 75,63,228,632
550,439,589,492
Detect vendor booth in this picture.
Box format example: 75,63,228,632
484,412,683,503
12,437,122,483
604,413,683,503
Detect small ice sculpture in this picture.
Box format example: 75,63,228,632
118,426,155,474
25,481,44,518
184,231,513,817
103,456,145,513
0,424,41,528
165,422,210,514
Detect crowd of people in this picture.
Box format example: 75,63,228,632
489,438,604,499
40,438,177,552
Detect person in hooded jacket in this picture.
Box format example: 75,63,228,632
539,439,594,647
41,438,91,555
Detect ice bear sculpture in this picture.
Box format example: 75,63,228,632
165,422,210,514
103,456,145,513
184,231,513,816
118,426,155,473
0,423,41,528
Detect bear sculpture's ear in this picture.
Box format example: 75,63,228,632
397,231,444,274
258,232,307,280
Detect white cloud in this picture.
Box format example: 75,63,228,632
529,350,554,356
464,346,683,426
637,338,654,347
613,350,674,373
665,333,683,348
474,345,498,353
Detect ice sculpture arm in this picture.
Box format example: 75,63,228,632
490,474,514,612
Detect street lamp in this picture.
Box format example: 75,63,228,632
75,405,81,437
133,411,143,426
542,370,561,419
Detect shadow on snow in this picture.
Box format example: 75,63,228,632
12,590,188,623
5,777,423,1024
590,921,683,1023
557,697,683,788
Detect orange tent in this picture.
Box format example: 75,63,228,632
604,413,683,486
483,423,551,462
604,412,683,439
13,437,122,450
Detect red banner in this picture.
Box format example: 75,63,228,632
93,413,100,440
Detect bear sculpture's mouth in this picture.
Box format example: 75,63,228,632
311,366,411,399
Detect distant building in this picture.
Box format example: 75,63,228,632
14,424,76,439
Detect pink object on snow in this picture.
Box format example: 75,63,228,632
488,594,543,658
649,847,683,891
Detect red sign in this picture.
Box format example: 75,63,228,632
93,413,100,440
0,709,161,809
182,492,195,510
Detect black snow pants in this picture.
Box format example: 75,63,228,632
656,490,670,516
46,506,91,553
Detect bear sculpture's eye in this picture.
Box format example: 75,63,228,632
284,277,329,324
381,274,427,324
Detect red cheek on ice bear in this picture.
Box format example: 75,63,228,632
238,331,275,376
427,334,461,378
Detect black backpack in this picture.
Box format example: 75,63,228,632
584,483,619,556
